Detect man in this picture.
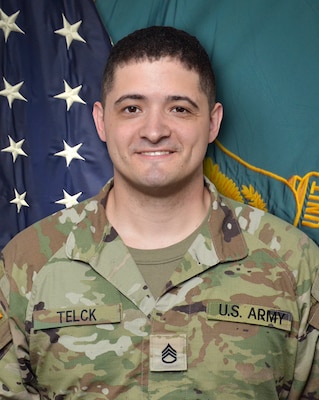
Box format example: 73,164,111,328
0,26,319,399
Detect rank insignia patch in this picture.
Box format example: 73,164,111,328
150,334,187,372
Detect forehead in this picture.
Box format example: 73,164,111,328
111,58,202,92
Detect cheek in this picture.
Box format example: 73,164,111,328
105,134,130,165
106,141,121,160
104,121,121,147
187,125,211,150
186,133,211,162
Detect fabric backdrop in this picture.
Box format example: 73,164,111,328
0,0,113,250
96,0,319,245
1,0,319,249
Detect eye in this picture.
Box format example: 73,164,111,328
172,106,190,114
124,105,140,113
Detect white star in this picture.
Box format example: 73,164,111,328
0,78,27,108
54,80,86,111
54,140,85,167
54,14,86,49
1,135,28,162
0,9,24,42
10,189,29,213
55,190,82,208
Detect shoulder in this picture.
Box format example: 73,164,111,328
205,177,319,268
1,186,109,275
223,195,319,274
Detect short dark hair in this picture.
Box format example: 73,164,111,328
101,26,216,108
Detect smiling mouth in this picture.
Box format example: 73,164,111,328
140,151,172,156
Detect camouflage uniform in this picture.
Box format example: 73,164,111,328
1,178,319,399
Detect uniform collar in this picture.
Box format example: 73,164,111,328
65,178,248,314
165,178,248,291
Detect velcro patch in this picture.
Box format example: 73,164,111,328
150,334,187,372
33,304,121,330
0,303,11,350
0,303,7,327
207,302,292,332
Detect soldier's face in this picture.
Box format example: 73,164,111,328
93,58,222,196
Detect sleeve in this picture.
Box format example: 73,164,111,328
300,274,319,397
291,245,319,398
0,257,35,399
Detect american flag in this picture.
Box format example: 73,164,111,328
0,0,113,250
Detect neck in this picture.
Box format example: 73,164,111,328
106,178,211,249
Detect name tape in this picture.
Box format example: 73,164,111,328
207,302,292,332
33,304,121,330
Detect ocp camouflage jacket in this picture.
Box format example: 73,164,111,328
1,178,319,399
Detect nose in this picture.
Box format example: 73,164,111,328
140,109,171,143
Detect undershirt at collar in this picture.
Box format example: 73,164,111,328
127,211,210,299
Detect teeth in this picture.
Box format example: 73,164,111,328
141,151,170,156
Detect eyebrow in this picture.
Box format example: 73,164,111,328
114,94,199,110
169,95,199,110
114,94,145,105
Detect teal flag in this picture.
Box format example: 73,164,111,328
96,0,319,244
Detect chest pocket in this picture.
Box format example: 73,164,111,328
29,303,143,396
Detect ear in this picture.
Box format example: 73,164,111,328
208,102,223,143
93,101,106,142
